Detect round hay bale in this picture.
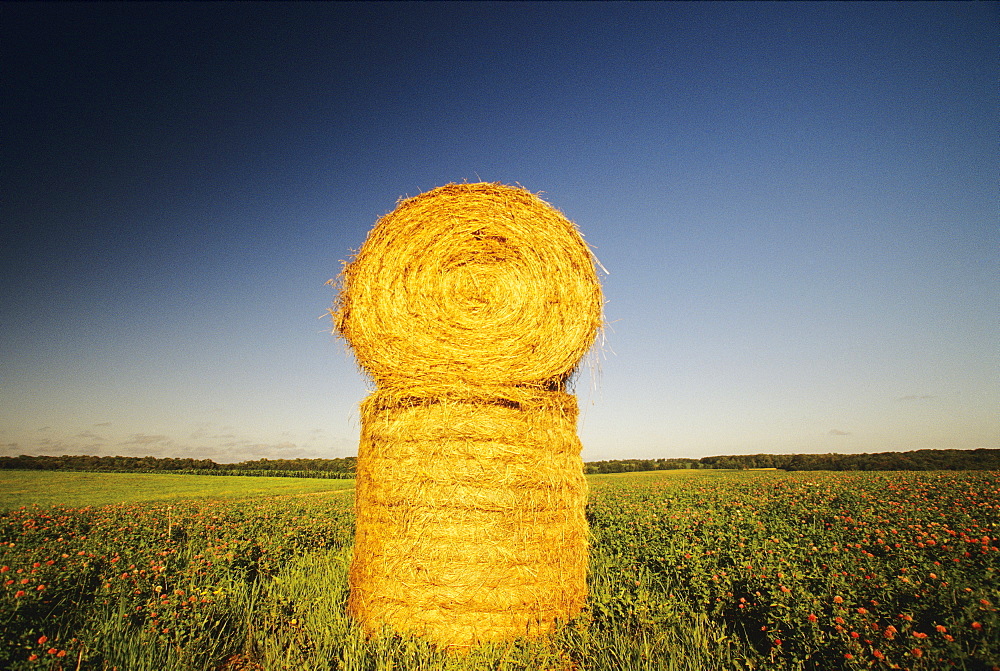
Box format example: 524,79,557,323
333,182,602,389
347,390,588,648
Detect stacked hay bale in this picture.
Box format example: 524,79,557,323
333,182,602,648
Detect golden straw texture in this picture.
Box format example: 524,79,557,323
347,392,588,647
334,182,602,389
335,182,600,648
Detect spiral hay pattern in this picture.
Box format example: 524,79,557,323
334,182,602,390
333,182,601,648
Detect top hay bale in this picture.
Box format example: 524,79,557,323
334,182,603,390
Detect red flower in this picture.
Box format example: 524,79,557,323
14,590,25,598
971,622,982,630
912,648,924,658
808,613,818,622
37,635,48,645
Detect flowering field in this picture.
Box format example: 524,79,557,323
0,470,997,670
587,470,999,670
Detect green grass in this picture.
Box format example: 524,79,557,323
0,469,723,511
587,468,723,486
0,471,354,510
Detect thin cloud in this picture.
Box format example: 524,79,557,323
94,422,112,427
120,434,172,446
897,395,936,401
827,429,851,436
218,440,298,451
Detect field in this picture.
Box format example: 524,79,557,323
0,469,997,670
0,472,354,510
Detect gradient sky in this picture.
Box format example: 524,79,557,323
2,2,997,463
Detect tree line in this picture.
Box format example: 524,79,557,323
586,449,999,473
0,448,996,476
0,455,358,476
694,448,999,472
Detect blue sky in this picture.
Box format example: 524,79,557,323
2,2,997,463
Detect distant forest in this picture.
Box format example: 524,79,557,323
0,448,997,476
585,448,999,473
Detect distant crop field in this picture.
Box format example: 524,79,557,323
1,470,997,670
0,471,354,510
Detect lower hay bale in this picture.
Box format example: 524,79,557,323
347,390,588,648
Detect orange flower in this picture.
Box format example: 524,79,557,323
808,613,818,622
971,622,982,630
833,595,844,604
912,648,924,658
935,625,947,633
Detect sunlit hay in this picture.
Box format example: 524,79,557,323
334,182,601,648
346,390,588,648
333,182,603,389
